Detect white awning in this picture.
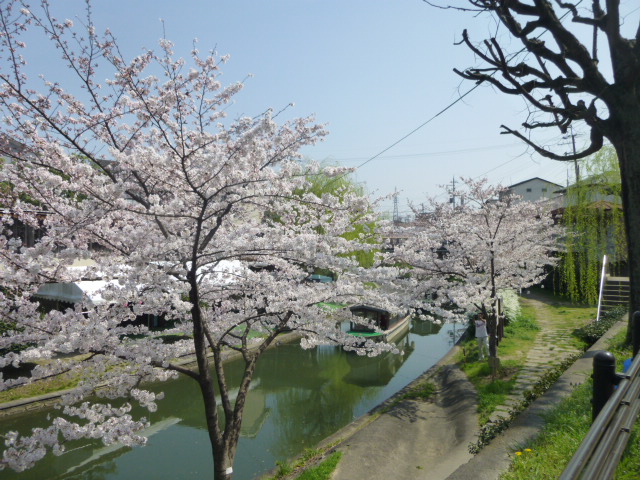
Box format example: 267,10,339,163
34,280,112,306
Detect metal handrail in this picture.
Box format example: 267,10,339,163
596,254,608,322
560,349,640,479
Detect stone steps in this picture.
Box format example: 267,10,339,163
600,276,629,315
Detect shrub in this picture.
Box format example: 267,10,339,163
499,289,521,322
573,306,626,347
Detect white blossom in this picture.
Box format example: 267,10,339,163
0,2,401,475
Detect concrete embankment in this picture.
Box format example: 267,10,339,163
318,317,626,480
331,363,478,480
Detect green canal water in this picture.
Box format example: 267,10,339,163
0,320,461,480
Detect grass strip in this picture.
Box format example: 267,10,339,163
500,329,640,479
460,304,539,424
295,452,343,480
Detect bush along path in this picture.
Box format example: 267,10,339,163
489,291,595,423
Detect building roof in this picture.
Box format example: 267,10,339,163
506,177,564,190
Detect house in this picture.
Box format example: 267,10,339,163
501,177,564,204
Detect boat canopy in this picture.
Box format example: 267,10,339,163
349,305,392,332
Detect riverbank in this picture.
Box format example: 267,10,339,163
1,321,459,480
256,329,476,480
447,316,626,479
277,293,617,480
0,331,303,419
330,354,477,479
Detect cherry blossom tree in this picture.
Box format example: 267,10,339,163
0,2,400,478
391,178,560,360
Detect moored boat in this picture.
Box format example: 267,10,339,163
347,304,410,343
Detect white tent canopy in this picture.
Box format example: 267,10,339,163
33,260,245,306
34,280,112,306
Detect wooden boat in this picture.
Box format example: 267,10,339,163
347,305,410,343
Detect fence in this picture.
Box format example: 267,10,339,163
559,312,640,479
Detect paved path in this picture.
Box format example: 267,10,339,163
331,364,478,480
447,319,625,480
490,294,591,421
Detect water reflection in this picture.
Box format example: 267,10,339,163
0,319,458,480
411,319,444,336
343,333,415,387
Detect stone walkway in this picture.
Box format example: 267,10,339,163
489,294,592,422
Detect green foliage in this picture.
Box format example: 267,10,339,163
274,461,294,478
573,306,626,347
0,368,81,403
501,335,640,480
560,147,627,303
616,421,640,479
299,168,380,268
400,381,437,401
499,381,593,479
477,378,517,424
268,448,341,480
504,303,539,333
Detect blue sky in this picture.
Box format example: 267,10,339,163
15,1,640,216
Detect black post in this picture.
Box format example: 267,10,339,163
632,311,640,357
593,351,617,421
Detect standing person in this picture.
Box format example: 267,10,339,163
475,313,489,360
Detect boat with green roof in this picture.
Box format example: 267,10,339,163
347,304,410,343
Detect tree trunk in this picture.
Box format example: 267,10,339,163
213,446,235,480
610,104,640,339
487,312,498,359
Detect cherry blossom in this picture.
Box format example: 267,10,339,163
390,178,560,358
0,2,399,478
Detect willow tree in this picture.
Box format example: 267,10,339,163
561,147,626,303
429,1,640,322
297,169,380,269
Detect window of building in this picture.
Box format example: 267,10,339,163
526,188,532,192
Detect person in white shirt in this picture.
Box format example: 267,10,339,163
475,313,489,360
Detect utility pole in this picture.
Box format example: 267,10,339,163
393,188,400,224
447,177,459,207
562,125,580,182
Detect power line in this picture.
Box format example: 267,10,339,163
323,141,523,163
353,84,481,171
331,8,576,197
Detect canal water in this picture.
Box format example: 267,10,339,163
0,320,462,480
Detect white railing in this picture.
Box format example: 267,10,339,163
596,254,608,322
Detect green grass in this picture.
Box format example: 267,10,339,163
295,452,342,480
459,290,598,425
500,328,640,479
379,380,437,414
477,378,518,424
267,447,343,480
0,371,80,403
401,381,437,400
500,381,593,479
459,305,539,423
497,303,539,361
232,324,268,339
